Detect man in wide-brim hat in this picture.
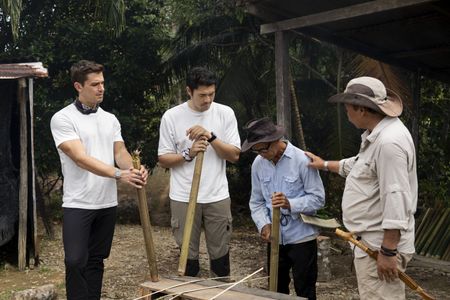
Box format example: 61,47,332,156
306,76,417,300
242,117,325,299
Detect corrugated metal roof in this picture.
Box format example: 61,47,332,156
0,62,48,79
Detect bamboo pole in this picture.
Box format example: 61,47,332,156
132,151,159,282
178,151,204,275
18,78,28,271
269,207,281,292
336,229,435,300
29,78,39,266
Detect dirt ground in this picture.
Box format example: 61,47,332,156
1,169,449,299
1,222,449,300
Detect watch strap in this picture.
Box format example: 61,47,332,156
207,132,217,143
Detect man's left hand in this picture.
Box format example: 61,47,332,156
186,125,212,141
377,253,398,282
271,192,290,210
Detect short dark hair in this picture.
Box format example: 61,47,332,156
70,60,104,85
186,67,217,91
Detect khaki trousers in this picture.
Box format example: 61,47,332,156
354,252,413,300
170,198,232,260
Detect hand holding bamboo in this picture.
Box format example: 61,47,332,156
335,229,434,300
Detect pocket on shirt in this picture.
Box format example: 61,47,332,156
283,175,302,197
350,160,376,179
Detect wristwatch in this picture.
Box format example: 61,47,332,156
207,132,217,143
182,148,193,162
114,168,122,180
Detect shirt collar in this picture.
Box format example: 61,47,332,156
362,116,397,146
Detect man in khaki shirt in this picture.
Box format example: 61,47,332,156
306,77,417,300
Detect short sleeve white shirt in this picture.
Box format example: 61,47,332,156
50,103,123,209
158,102,241,203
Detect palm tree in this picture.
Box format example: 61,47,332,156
0,0,126,40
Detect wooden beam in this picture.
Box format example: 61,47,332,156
261,0,437,34
18,78,28,271
390,45,450,58
275,31,291,138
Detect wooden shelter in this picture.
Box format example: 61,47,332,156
238,0,450,144
0,62,48,270
238,0,450,260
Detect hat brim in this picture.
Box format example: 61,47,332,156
241,126,285,152
328,89,403,117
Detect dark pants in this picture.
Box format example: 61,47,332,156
63,207,117,300
267,239,318,299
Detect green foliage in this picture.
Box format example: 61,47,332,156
414,79,449,206
1,0,448,222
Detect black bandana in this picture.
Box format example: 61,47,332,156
74,98,99,115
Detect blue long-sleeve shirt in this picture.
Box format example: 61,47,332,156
249,142,325,245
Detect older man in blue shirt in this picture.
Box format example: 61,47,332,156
242,117,325,299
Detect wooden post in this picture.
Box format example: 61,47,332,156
18,78,28,271
178,152,204,275
132,151,159,282
29,78,39,266
275,30,291,139
269,207,280,292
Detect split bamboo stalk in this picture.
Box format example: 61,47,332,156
132,151,159,282
442,243,450,261
428,209,450,257
178,151,204,275
415,208,431,240
432,226,450,259
416,209,440,253
336,229,435,300
420,209,449,256
269,207,281,292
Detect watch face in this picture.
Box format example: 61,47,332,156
115,169,121,179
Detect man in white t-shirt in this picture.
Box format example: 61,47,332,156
158,67,241,277
50,60,148,300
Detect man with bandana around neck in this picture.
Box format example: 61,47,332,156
50,60,148,300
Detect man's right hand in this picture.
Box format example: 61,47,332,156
261,224,271,243
189,137,209,158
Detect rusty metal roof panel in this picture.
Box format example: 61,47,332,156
0,62,48,79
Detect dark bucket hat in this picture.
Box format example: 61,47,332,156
241,117,285,152
328,76,403,117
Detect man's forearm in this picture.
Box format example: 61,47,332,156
382,229,401,250
210,140,240,163
158,153,185,168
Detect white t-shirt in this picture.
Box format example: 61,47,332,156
50,103,123,209
158,102,241,203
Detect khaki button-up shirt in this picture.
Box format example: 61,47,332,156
339,117,417,257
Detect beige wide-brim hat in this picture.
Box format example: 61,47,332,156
328,76,403,117
241,117,285,152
